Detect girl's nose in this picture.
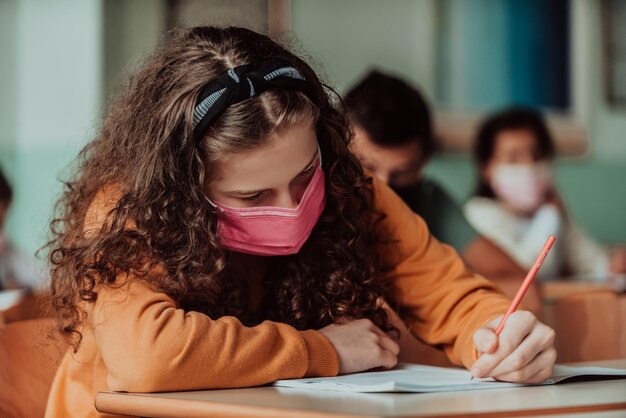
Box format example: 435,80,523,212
274,190,299,209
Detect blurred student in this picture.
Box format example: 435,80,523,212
465,107,626,281
0,167,46,290
344,71,523,278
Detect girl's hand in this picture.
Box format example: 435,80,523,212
319,319,399,374
470,311,556,384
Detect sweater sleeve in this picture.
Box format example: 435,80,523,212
83,186,338,393
89,273,339,393
372,179,511,369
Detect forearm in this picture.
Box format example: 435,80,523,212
92,279,339,392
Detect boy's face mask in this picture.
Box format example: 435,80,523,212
490,163,552,213
208,158,325,256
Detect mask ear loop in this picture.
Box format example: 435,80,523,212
317,143,323,168
207,199,220,210
206,194,221,212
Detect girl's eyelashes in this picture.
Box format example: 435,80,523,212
297,164,315,178
241,192,263,201
237,161,316,203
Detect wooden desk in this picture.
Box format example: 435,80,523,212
540,281,617,303
539,283,626,362
96,360,626,418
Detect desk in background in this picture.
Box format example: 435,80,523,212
96,359,626,418
540,282,626,362
486,277,625,363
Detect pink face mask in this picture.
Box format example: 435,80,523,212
209,157,326,256
490,163,552,213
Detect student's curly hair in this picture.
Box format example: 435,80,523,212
47,26,398,350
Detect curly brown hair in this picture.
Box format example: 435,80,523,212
48,26,397,351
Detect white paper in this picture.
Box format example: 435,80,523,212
274,363,626,393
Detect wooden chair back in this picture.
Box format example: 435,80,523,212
0,318,64,418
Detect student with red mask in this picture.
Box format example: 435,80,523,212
465,107,626,281
46,28,556,418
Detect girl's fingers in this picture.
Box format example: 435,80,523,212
376,305,406,354
473,327,499,355
519,363,555,385
377,346,399,369
382,302,411,338
363,321,399,367
492,347,556,384
486,322,555,378
471,311,536,378
379,334,401,356
369,324,401,356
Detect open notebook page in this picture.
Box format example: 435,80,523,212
274,363,626,393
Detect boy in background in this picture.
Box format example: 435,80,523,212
344,71,523,278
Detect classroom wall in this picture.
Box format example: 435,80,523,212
290,0,436,99
428,0,626,244
104,0,167,98
0,0,19,175
0,0,102,257
291,0,626,244
0,0,624,260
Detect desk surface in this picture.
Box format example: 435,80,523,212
540,281,618,302
96,360,626,418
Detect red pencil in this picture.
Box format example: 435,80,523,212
494,235,557,336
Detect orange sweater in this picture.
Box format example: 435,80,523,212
45,178,511,418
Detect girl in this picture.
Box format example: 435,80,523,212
46,28,555,417
465,107,626,281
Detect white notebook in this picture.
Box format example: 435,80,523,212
274,363,626,393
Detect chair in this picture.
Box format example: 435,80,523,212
0,318,64,418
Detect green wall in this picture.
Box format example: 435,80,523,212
291,0,626,244
0,0,102,257
0,0,19,175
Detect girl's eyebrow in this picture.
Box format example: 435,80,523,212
227,148,319,196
